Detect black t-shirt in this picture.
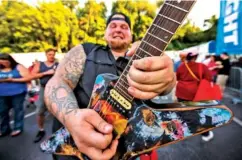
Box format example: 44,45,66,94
218,59,231,75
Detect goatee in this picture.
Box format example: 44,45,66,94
108,40,130,51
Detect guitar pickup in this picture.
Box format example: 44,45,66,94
110,89,132,110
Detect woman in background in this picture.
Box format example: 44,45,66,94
0,54,30,137
0,54,54,137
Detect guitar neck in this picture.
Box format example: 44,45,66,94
114,0,197,102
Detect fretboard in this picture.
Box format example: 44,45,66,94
114,0,196,102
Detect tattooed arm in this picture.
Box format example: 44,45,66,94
44,45,118,160
44,45,85,124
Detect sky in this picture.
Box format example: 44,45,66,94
24,0,221,29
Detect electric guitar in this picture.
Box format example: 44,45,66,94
40,0,233,159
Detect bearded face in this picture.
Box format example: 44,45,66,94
104,15,132,51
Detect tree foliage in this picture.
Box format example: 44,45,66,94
76,1,107,45
111,0,156,41
0,0,217,53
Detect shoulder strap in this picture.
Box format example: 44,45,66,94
184,62,200,81
82,43,99,56
199,63,203,80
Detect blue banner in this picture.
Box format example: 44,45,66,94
216,0,242,54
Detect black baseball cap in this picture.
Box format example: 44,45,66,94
106,12,131,29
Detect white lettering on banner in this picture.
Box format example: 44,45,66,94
226,0,239,15
223,0,239,45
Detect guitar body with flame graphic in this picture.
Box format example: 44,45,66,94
41,74,233,160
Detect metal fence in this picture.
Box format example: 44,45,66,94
227,67,242,104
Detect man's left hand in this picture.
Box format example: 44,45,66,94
126,42,176,100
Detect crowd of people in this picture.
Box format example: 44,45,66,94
0,12,237,160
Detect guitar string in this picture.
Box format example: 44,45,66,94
115,1,192,99
112,1,176,101
98,1,184,119
97,1,194,121
98,1,174,120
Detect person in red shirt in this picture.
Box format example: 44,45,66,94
207,55,219,82
175,52,214,142
176,52,212,101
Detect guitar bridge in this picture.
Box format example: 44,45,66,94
110,89,131,110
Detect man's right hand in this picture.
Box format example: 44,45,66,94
65,109,118,160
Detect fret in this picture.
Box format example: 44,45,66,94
137,48,152,57
115,75,128,90
119,74,129,87
143,34,166,52
116,82,129,91
130,54,142,62
166,0,195,11
124,63,131,71
147,32,168,44
160,3,188,23
134,54,142,59
152,24,174,35
122,69,129,75
148,25,172,47
119,78,129,86
139,42,161,56
165,2,189,13
158,14,181,25
153,15,180,33
118,74,128,85
136,49,150,60
115,85,133,101
142,40,163,52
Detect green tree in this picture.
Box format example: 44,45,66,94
0,1,79,53
76,0,107,44
112,0,156,41
177,15,218,50
0,1,44,53
37,1,79,52
61,0,79,11
0,0,218,53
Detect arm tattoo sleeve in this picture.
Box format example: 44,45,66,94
44,45,86,124
61,45,86,89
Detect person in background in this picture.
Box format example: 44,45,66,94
174,52,187,72
216,52,231,92
27,60,39,90
31,48,59,143
202,55,211,66
206,55,218,82
176,52,214,142
232,57,242,68
0,54,53,137
0,54,29,137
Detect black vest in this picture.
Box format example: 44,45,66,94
52,43,126,134
73,43,119,108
